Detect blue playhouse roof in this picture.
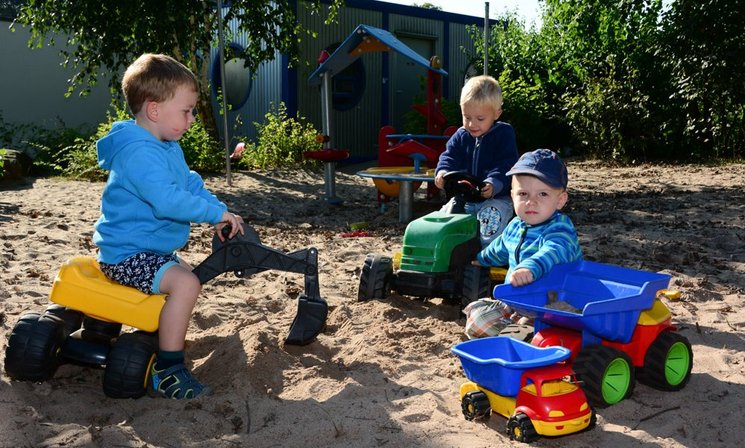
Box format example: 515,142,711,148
308,24,448,86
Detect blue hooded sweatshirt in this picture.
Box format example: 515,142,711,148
93,120,227,264
435,122,518,198
476,211,583,282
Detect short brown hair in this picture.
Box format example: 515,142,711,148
460,75,503,113
122,54,198,115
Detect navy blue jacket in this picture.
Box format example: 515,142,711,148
435,122,518,198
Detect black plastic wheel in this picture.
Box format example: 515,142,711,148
506,412,539,443
586,409,598,431
461,390,491,421
4,313,65,381
638,331,693,391
573,345,635,408
83,316,122,341
103,331,158,399
498,324,534,343
443,171,485,203
461,265,490,307
43,304,83,338
358,254,392,301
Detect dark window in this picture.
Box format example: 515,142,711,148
324,43,365,111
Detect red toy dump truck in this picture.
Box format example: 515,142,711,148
496,260,693,408
451,260,693,443
452,337,595,442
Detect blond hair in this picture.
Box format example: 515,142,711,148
122,54,198,115
460,75,503,113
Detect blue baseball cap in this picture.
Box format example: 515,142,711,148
506,149,568,189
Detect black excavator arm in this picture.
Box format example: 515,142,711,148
192,224,327,345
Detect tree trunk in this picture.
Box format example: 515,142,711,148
197,82,219,141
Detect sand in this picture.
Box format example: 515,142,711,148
1,161,743,447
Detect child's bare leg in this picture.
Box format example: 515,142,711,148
149,261,209,399
157,262,200,350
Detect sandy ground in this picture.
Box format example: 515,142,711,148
1,161,744,448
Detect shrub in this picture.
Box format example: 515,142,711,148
31,107,130,180
236,102,322,169
179,118,225,173
30,104,227,180
28,125,94,177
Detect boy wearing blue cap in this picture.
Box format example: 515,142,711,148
464,149,582,338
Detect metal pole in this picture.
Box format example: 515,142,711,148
484,2,489,76
320,73,333,147
216,0,232,186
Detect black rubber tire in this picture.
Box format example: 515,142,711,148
358,254,392,301
4,313,65,381
573,345,636,408
498,324,534,343
102,331,158,399
461,265,490,307
461,391,491,421
638,331,693,391
43,304,83,338
506,412,539,443
83,316,122,341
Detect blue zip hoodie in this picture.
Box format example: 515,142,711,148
93,120,227,264
476,212,582,282
435,122,518,198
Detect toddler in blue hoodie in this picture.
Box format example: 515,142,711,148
93,54,243,399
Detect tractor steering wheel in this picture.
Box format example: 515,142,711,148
443,171,486,204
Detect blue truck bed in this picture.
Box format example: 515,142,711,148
451,336,571,396
493,260,671,344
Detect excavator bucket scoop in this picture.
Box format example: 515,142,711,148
286,293,328,345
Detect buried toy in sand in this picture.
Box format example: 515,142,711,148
3,224,327,398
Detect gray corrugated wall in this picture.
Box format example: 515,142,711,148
217,14,283,144
448,21,479,108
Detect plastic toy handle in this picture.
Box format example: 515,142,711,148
221,225,232,240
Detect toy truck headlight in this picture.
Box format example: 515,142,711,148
548,410,565,417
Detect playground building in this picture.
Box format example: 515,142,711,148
1,1,491,162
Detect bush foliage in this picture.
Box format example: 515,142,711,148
465,0,745,162
233,102,322,170
5,101,319,180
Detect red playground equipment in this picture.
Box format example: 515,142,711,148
374,55,457,203
307,24,456,220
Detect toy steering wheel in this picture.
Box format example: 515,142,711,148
443,171,486,204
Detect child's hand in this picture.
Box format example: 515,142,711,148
480,182,493,198
509,268,534,287
216,212,244,241
434,171,446,189
471,259,483,267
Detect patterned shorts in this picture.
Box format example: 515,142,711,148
463,298,517,339
100,252,179,294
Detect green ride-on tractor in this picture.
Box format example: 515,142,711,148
358,171,501,306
